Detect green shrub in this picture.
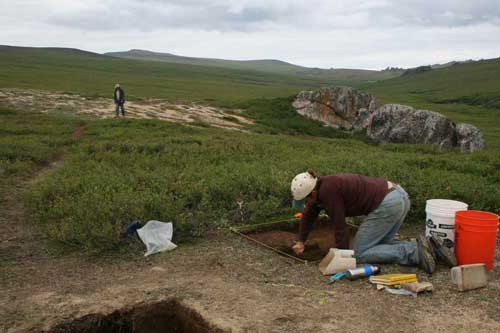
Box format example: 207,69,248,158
0,107,80,193
24,117,500,254
235,97,356,139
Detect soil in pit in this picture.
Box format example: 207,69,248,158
244,220,357,262
47,299,225,333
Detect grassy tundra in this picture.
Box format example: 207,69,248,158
0,45,395,104
1,47,499,254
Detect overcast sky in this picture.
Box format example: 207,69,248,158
1,0,500,69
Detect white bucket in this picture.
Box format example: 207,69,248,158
425,199,468,250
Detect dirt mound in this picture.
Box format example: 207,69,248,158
47,299,225,333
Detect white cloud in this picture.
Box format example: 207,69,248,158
1,0,500,69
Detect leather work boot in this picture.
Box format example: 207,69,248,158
417,235,436,274
429,235,457,268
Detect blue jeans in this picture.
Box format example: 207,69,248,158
353,185,418,265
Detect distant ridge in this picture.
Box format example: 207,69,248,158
105,49,316,73
111,49,297,66
104,48,404,83
0,45,103,57
431,59,477,69
0,44,403,90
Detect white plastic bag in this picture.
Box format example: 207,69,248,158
384,287,417,297
137,220,177,256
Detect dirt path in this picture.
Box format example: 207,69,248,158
0,155,67,266
0,88,253,131
0,125,87,261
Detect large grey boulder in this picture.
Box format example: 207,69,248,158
455,123,486,152
367,104,457,148
293,86,486,152
292,86,377,130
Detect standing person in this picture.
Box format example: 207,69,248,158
290,171,456,273
114,83,125,117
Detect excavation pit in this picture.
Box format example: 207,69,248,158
47,299,224,333
238,219,357,262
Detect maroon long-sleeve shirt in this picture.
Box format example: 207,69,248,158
298,174,390,249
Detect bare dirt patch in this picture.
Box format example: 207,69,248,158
0,155,67,271
71,126,86,140
0,88,254,131
2,229,499,332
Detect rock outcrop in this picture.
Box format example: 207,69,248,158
293,87,377,131
455,123,486,152
293,87,486,152
367,104,457,148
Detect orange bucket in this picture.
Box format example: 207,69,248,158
455,210,499,270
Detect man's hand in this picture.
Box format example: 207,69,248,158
292,241,305,255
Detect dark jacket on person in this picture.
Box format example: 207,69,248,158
114,87,125,104
298,174,390,249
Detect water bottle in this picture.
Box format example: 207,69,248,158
346,265,380,280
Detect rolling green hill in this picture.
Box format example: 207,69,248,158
105,49,403,83
0,45,402,107
1,45,399,104
365,57,500,108
0,45,319,104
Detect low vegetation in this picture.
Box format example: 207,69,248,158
0,108,81,195
1,47,499,255
234,97,354,138
17,108,499,254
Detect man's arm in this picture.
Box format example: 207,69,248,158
298,201,321,243
293,202,321,254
